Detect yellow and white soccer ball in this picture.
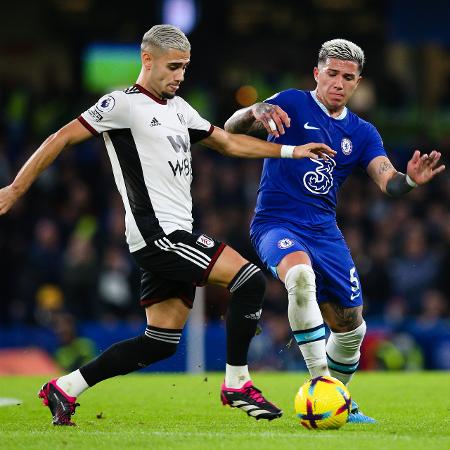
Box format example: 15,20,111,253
294,376,351,430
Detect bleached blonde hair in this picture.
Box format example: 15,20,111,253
318,39,365,73
141,24,191,53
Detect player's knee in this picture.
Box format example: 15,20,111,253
284,264,316,302
348,320,366,346
228,263,266,310
330,320,366,351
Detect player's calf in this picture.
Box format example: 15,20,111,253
225,263,265,370
79,326,181,387
285,264,329,378
326,321,366,386
222,263,282,420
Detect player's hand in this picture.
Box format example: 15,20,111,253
251,103,291,138
0,185,19,215
293,143,336,160
406,150,445,185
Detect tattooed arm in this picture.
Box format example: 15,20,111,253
224,102,291,139
367,152,445,196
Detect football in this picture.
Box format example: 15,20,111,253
294,376,351,430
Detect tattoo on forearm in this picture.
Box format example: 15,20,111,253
224,116,251,134
378,161,394,175
247,121,268,139
255,103,274,115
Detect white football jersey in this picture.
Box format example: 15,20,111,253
78,84,213,252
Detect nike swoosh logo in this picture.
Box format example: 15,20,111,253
304,122,320,130
350,292,360,301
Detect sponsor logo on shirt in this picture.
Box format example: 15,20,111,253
196,234,215,249
303,158,336,195
87,107,103,122
150,117,161,127
341,137,353,155
278,238,294,249
96,95,115,113
304,122,320,130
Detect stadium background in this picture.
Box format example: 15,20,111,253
0,0,448,374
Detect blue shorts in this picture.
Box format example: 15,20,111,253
250,224,363,308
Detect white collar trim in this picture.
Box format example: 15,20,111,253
310,90,347,120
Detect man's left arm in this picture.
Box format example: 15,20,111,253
200,126,336,160
367,151,445,196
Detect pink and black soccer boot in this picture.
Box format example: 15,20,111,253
221,380,282,421
38,379,80,426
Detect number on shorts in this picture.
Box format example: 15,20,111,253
349,267,360,300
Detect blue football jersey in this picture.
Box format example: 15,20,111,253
251,89,386,236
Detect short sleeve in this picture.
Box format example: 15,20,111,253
264,89,296,117
359,123,387,169
181,100,213,144
78,91,130,136
265,91,287,107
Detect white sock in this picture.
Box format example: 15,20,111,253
285,264,329,378
326,321,366,385
225,364,250,388
56,369,90,397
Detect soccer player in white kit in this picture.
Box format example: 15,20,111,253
0,25,335,426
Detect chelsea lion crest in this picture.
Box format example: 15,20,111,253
341,137,352,155
278,238,294,249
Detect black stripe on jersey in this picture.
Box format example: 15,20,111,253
188,125,215,144
108,129,163,240
123,86,140,94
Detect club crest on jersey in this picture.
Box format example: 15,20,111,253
96,95,115,113
177,113,186,126
278,238,294,249
341,137,353,155
196,234,214,249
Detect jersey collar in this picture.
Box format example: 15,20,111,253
134,84,167,105
310,90,347,120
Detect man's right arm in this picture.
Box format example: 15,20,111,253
224,105,262,136
0,119,92,215
224,102,291,138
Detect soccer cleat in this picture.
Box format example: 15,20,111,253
38,379,80,426
347,399,376,424
220,380,283,420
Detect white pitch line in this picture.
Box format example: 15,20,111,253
0,398,22,407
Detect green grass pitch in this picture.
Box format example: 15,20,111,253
0,372,449,450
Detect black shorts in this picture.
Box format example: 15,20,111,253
131,230,226,309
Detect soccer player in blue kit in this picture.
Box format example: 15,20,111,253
225,39,445,423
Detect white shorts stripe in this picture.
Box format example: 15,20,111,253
176,242,211,262
154,239,208,269
157,238,210,267
162,237,211,265
162,237,211,264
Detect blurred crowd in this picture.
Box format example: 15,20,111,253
0,79,448,328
